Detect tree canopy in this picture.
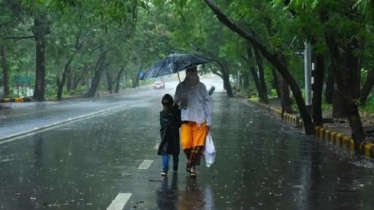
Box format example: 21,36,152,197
2,0,374,146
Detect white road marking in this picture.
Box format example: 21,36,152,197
153,143,159,149
0,97,157,144
138,160,153,169
106,193,132,210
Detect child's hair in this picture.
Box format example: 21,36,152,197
161,94,174,107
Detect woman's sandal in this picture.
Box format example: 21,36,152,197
190,171,197,178
190,166,197,178
186,163,191,173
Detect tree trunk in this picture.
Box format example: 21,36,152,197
272,68,281,98
332,87,348,118
242,71,250,89
72,64,90,91
216,60,233,97
325,66,334,104
56,78,64,101
278,54,293,115
71,76,80,91
280,76,292,114
360,68,374,106
106,72,113,94
312,52,325,126
246,47,262,98
326,36,364,150
0,45,10,98
66,71,73,92
86,51,108,98
114,66,125,93
132,75,139,88
56,56,74,100
253,47,268,103
115,77,121,93
222,71,233,97
56,67,69,101
32,15,47,101
204,0,314,135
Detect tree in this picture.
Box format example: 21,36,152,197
202,0,315,134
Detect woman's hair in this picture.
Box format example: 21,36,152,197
161,94,174,107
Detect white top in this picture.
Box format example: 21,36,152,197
174,81,212,126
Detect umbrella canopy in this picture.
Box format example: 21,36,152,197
140,53,212,80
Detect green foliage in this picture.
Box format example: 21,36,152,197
0,0,175,98
2,0,374,113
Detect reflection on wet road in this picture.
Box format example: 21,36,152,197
1,78,374,209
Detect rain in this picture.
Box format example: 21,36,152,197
1,0,374,209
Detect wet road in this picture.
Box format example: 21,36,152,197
1,78,374,210
0,84,177,140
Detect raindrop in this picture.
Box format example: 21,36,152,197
277,179,282,188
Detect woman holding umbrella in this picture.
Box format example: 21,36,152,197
174,65,211,178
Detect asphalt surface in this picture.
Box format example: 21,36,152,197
0,77,374,210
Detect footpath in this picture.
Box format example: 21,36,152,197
237,94,374,161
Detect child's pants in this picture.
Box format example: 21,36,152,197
162,155,179,172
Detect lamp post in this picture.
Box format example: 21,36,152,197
304,42,312,106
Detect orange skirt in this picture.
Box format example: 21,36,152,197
180,122,209,150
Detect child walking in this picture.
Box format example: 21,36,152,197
158,94,181,176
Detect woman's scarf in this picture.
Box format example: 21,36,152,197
184,70,199,87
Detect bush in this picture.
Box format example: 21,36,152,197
45,87,57,98
362,96,374,113
270,89,277,98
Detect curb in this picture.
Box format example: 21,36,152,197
0,97,32,103
240,95,374,160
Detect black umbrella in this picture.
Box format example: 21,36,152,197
140,53,212,81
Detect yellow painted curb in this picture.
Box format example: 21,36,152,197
362,143,374,159
247,99,373,159
0,97,32,103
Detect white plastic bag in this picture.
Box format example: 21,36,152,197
203,131,215,168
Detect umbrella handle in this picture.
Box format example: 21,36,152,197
177,72,181,83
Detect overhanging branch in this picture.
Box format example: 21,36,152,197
190,42,217,59
2,35,34,40
212,71,223,78
203,0,279,66
3,28,52,40
240,55,249,63
207,66,222,77
283,0,296,17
